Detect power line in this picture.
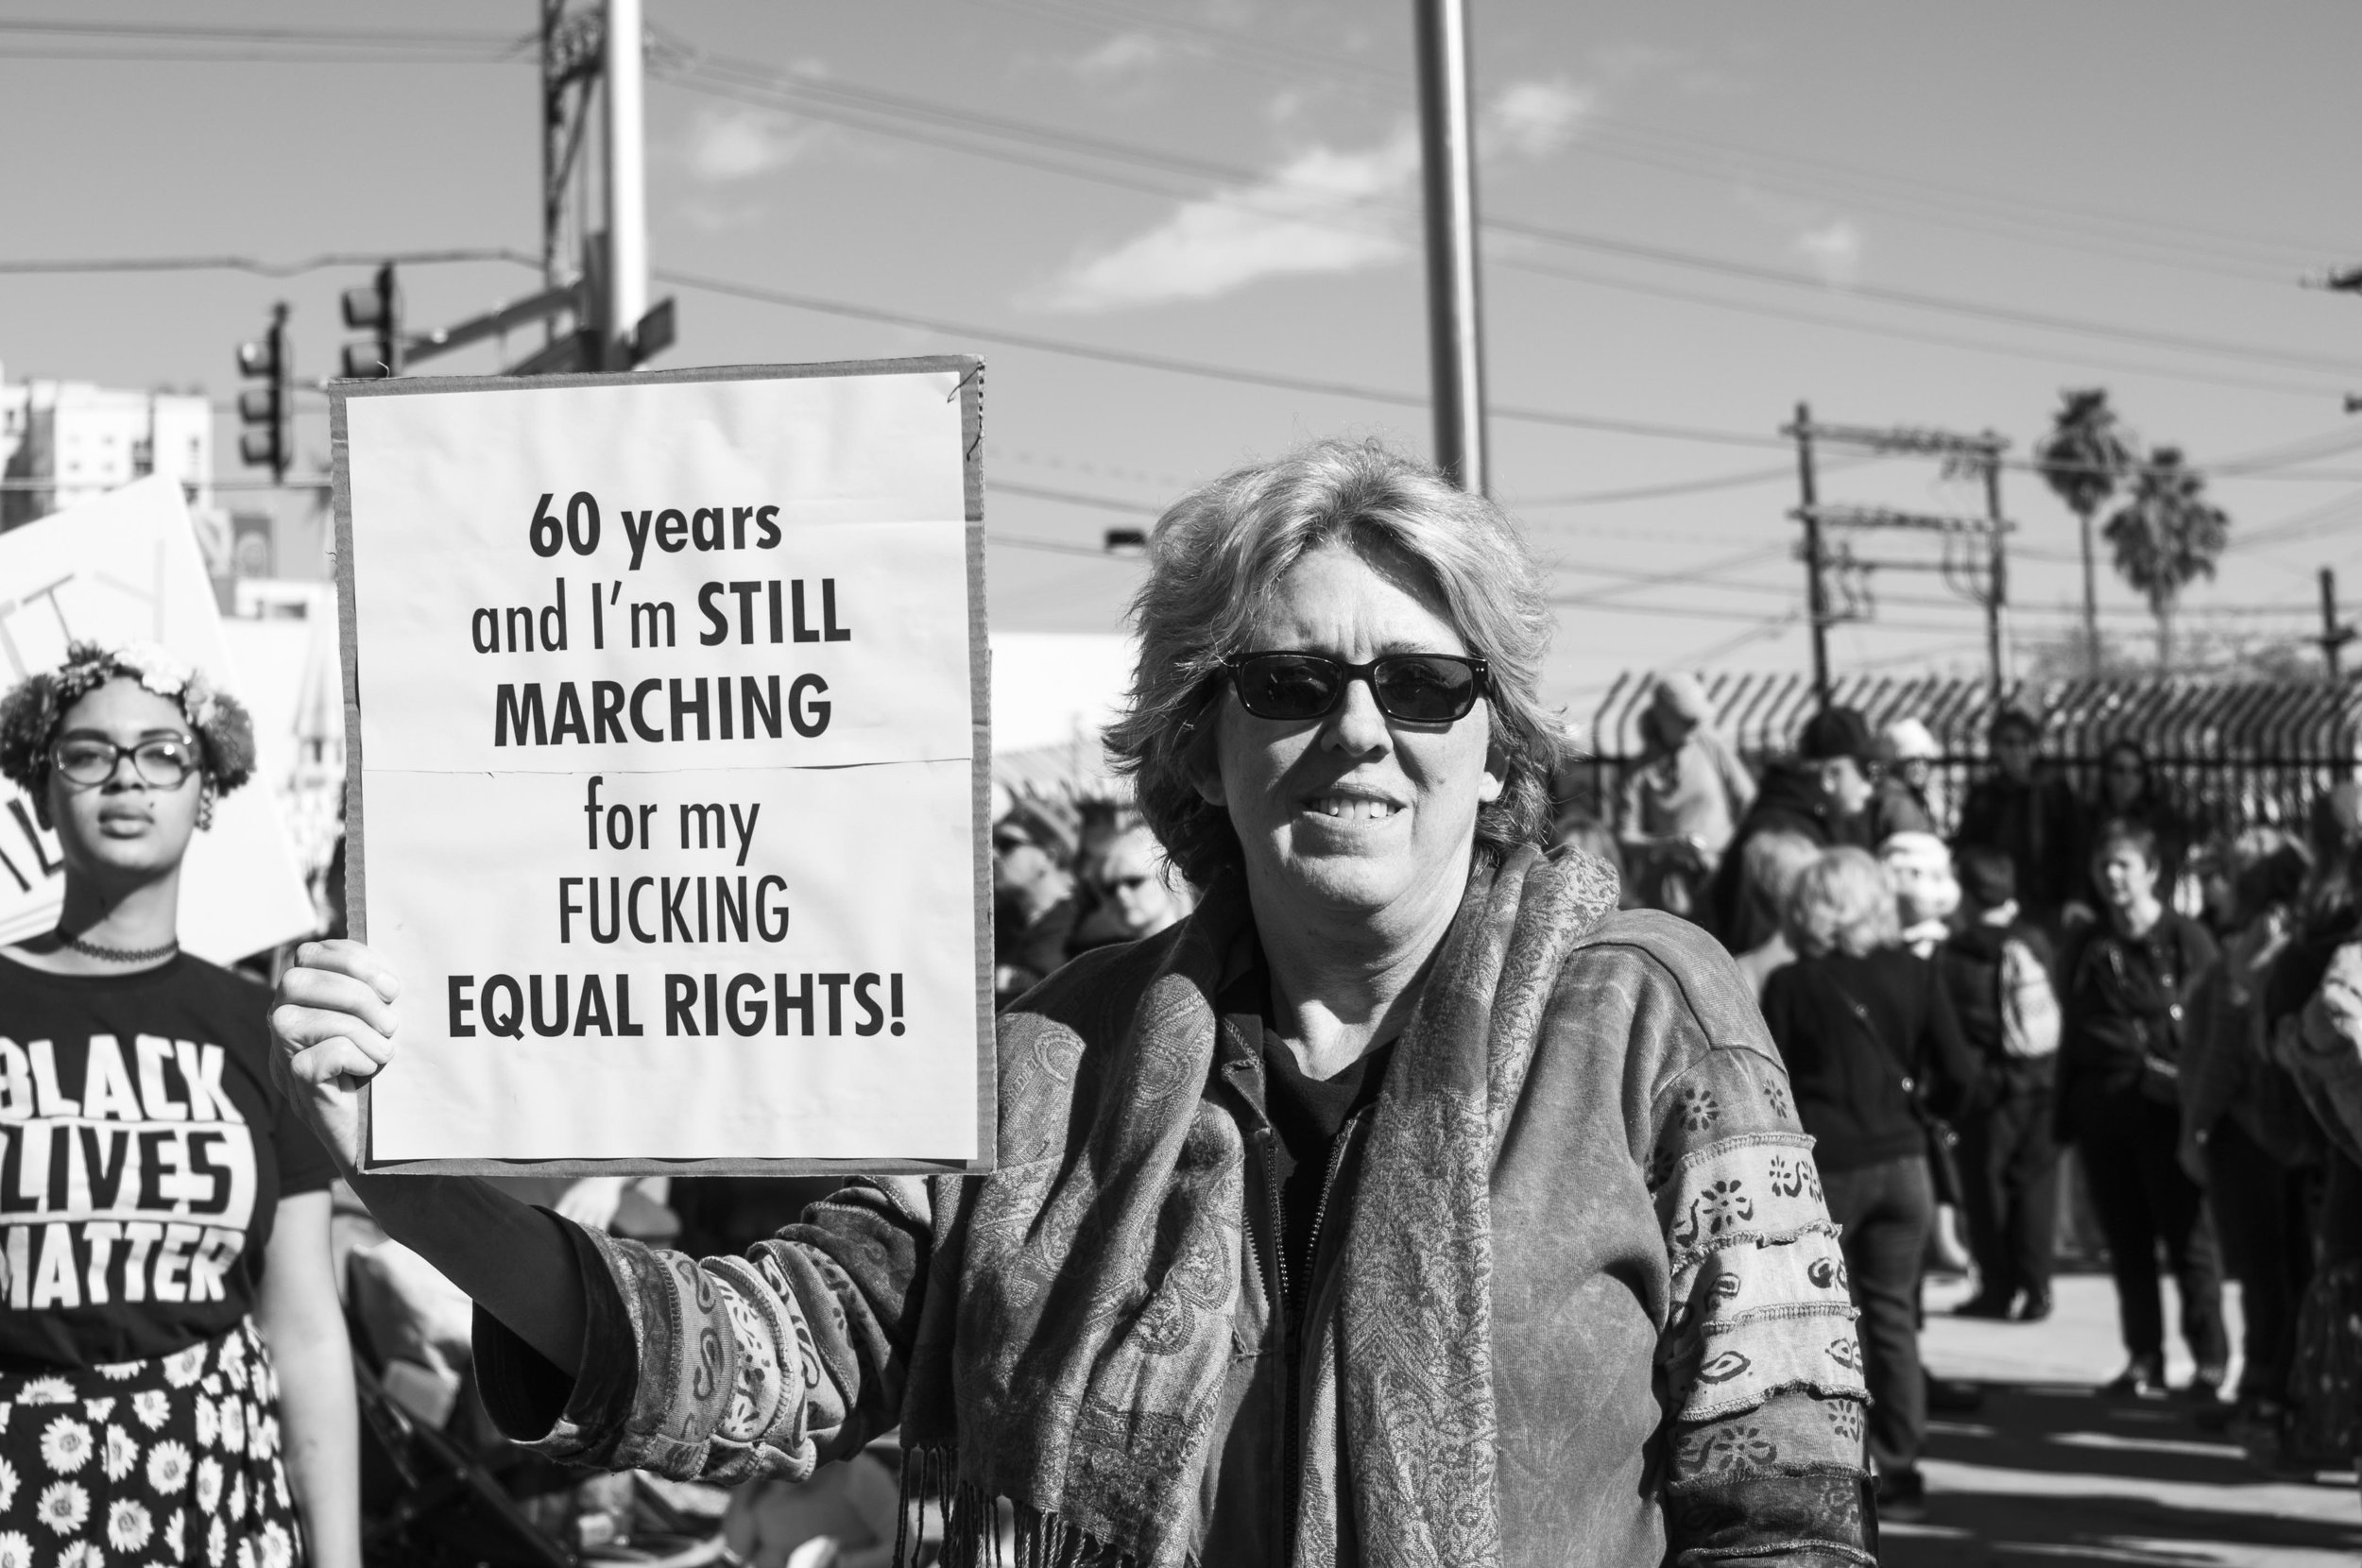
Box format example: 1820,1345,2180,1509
659,266,2362,490
955,0,2337,279
5,9,2332,302
1543,545,1788,608
988,532,1135,559
1659,611,1805,668
1484,248,2340,401
651,35,2357,386
2223,490,2362,552
1509,461,1815,507
0,46,522,64
8,247,2351,490
1481,214,2360,381
996,479,1160,515
0,248,539,278
0,19,525,47
653,264,1789,448
650,69,2339,400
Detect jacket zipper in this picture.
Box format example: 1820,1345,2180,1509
1301,1127,1355,1310
1259,1124,1288,1320
1281,1111,1361,1550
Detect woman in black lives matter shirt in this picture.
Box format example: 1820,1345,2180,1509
0,642,354,1568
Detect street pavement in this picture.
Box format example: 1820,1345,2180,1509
1885,1274,2362,1565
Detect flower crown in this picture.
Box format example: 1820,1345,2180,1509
0,639,256,801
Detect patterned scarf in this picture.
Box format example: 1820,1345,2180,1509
899,844,1620,1567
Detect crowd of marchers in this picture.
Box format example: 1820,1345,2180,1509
983,668,2362,1519
12,437,2362,1568
1515,677,2361,1508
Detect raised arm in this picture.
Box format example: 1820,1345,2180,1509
270,940,933,1483
2289,941,2362,1165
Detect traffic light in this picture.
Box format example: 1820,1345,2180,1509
235,302,292,484
340,263,402,379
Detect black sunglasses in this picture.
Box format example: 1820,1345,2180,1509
1224,651,1489,724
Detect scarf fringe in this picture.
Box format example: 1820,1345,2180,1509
897,1447,1177,1568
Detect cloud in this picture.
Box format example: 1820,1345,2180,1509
1482,78,1591,158
681,104,817,184
1045,78,1582,312
1790,219,1863,286
1048,129,1419,311
1737,188,1866,285
1071,32,1166,84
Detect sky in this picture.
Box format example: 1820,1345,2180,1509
5,0,2361,736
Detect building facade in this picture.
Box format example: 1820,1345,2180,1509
0,362,214,531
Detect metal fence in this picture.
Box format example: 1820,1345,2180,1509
1580,672,2362,843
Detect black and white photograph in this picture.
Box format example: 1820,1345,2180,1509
4,4,2361,1564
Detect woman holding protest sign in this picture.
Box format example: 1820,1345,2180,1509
272,439,1874,1566
0,642,357,1568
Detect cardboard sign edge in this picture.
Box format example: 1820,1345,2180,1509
337,355,999,1177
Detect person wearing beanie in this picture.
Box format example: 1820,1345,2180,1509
1617,673,1756,919
1955,707,2091,936
1939,844,2064,1321
1706,704,1875,953
1800,705,1879,851
1874,717,1943,841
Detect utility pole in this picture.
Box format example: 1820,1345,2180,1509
1792,401,1832,711
1785,413,2012,710
1412,0,1487,494
1981,442,2011,711
542,0,567,288
2320,567,2355,679
603,0,648,372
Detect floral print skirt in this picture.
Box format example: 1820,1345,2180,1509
0,1318,301,1568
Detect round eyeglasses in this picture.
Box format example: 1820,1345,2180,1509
1224,651,1489,724
50,736,199,790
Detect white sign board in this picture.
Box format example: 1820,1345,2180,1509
0,477,317,961
332,360,992,1174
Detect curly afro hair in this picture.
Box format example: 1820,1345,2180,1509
0,641,256,816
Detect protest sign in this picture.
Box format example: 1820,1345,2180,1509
0,477,318,962
332,359,991,1173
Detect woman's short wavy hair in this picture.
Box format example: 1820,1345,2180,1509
1104,437,1562,888
1784,846,1901,960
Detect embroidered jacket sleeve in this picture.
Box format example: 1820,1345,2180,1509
471,1174,947,1486
1644,979,1874,1566
2289,944,2362,1165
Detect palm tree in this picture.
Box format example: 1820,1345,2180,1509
2102,447,2230,671
2034,389,2142,676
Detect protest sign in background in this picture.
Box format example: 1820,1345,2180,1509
0,477,318,962
333,359,990,1173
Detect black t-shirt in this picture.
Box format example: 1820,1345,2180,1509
0,953,337,1368
1260,1030,1394,1317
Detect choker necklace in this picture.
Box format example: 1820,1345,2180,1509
53,929,179,964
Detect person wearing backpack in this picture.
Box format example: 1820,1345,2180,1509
1940,845,2063,1322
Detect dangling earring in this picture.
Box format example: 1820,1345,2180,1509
196,784,216,832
